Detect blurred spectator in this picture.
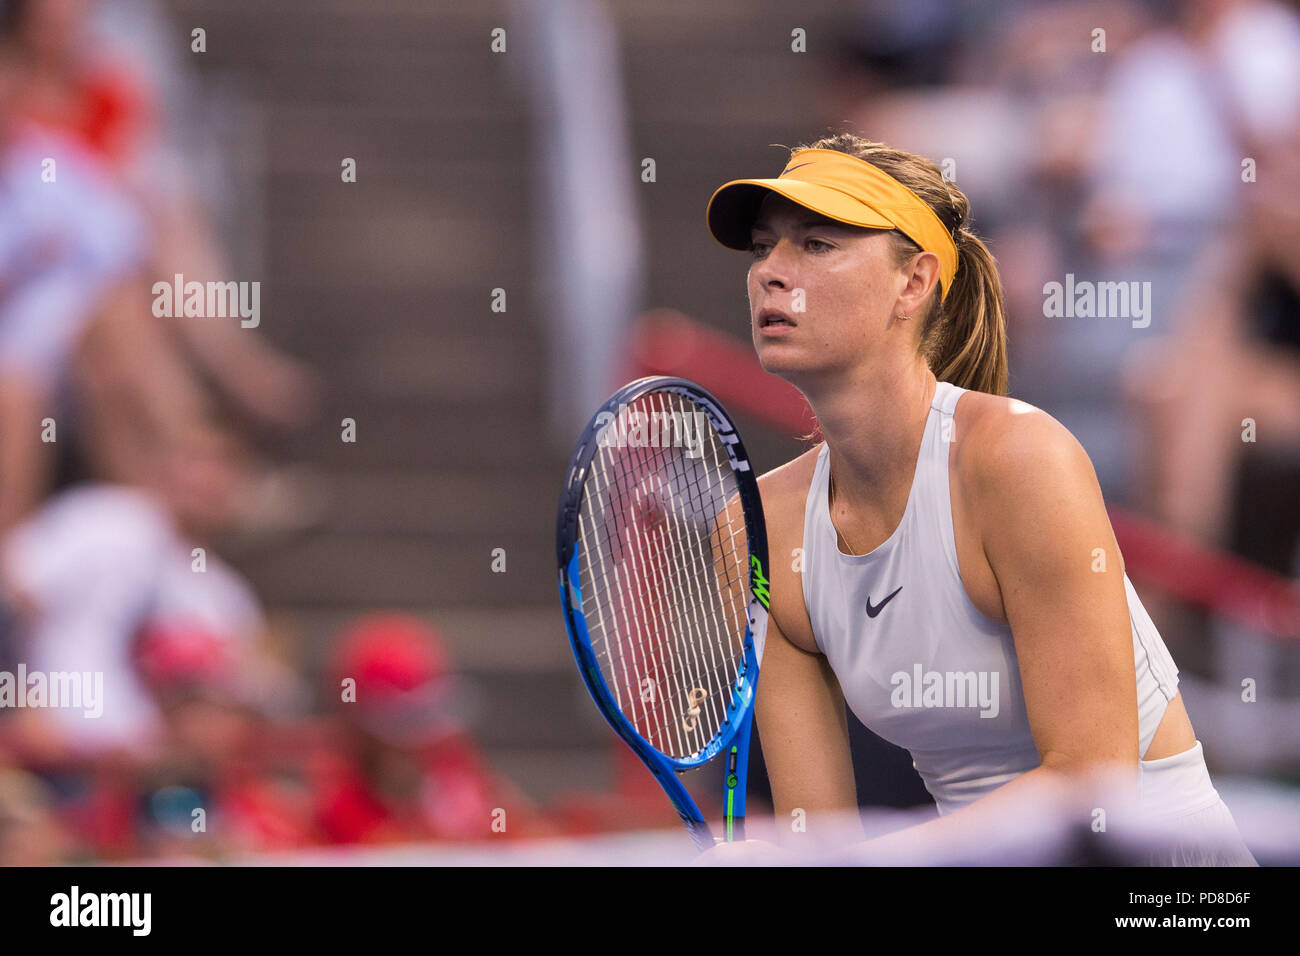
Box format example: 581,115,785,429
1123,129,1300,553
4,0,150,165
0,54,148,527
127,626,316,859
312,613,556,844
0,441,312,859
5,0,317,434
1119,124,1300,724
0,0,317,533
1083,0,1300,261
0,424,300,762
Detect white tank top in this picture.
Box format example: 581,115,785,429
800,380,1181,814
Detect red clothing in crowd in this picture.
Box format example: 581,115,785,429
311,734,501,845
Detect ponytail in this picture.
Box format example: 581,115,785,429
922,227,1008,396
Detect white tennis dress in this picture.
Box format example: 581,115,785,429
799,380,1257,865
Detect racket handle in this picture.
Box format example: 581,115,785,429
723,708,754,842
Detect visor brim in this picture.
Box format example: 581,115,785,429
706,178,895,250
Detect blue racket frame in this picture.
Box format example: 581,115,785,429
556,377,770,853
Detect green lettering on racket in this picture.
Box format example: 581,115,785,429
750,555,770,609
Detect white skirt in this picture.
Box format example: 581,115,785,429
1137,740,1258,866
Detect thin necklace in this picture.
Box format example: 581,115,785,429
828,470,859,555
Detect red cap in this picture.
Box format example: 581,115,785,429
330,613,449,699
134,620,234,688
329,613,460,746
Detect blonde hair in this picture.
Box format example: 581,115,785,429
796,133,1009,396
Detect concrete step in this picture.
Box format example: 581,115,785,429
278,404,556,468
289,334,543,408
233,531,557,608
176,1,518,71
263,206,527,290
224,465,561,543
261,285,540,341
286,321,543,358
309,468,558,536
275,605,573,674
622,53,825,124
260,116,530,179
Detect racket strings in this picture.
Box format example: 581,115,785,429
577,390,751,759
636,391,744,743
586,415,726,755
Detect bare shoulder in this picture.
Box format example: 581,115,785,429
755,442,825,566
753,443,823,653
950,390,1095,496
755,443,822,523
949,389,1120,571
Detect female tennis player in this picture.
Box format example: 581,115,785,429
703,133,1257,865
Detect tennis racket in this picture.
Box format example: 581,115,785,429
556,376,770,852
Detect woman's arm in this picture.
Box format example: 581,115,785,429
976,404,1140,775
756,612,858,843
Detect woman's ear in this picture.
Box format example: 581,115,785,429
897,250,942,317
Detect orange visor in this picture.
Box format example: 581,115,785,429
706,148,959,302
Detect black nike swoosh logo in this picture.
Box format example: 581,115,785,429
780,162,813,176
865,586,903,618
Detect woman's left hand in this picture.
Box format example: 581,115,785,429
690,837,787,866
